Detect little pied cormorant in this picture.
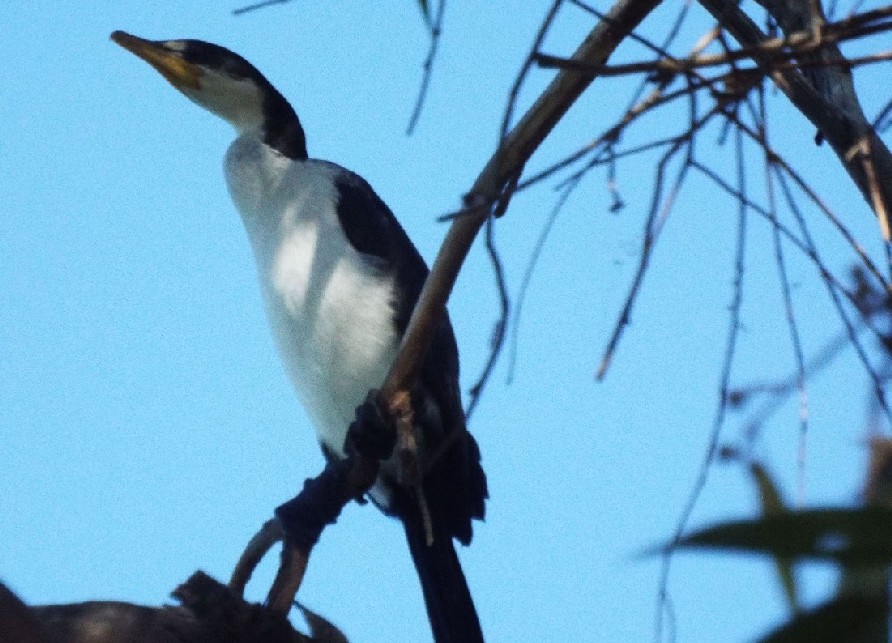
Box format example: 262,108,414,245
111,31,487,643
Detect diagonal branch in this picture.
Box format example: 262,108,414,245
697,0,892,239
378,0,664,403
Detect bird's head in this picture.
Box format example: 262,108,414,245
111,31,306,159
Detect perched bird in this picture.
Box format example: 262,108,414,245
111,31,487,643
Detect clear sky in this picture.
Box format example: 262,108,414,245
1,2,888,641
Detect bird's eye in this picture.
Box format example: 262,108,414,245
163,40,188,52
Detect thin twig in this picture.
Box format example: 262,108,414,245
535,12,892,77
656,126,749,642
733,329,853,401
232,0,289,15
516,87,698,193
775,167,892,422
699,0,892,239
723,109,890,292
379,0,664,404
466,215,510,418
733,330,853,445
597,99,714,380
406,0,447,135
875,96,892,131
507,177,580,382
501,0,565,142
691,158,889,342
570,0,680,59
460,1,565,408
759,86,810,505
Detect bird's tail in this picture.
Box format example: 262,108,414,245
403,507,484,643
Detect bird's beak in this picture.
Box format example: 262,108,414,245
111,31,202,91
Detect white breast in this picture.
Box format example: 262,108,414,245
225,135,400,458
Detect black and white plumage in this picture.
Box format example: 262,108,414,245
111,31,487,643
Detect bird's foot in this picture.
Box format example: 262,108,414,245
344,390,397,462
229,452,382,615
229,393,399,615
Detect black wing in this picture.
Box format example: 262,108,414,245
333,168,487,544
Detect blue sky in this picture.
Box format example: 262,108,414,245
1,2,889,641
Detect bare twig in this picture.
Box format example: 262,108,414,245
507,178,579,381
759,86,810,505
536,7,892,76
462,2,565,411
379,0,664,404
501,0,565,141
406,0,447,135
698,0,892,238
721,108,890,291
232,0,289,16
775,167,892,422
466,215,510,418
597,101,716,380
691,158,888,338
656,126,749,641
732,330,853,438
875,96,892,131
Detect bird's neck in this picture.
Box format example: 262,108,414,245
258,90,307,160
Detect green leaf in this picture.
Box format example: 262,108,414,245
748,461,799,613
662,507,892,564
750,461,787,516
757,596,887,643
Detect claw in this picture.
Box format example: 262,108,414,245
228,518,285,597
266,541,309,615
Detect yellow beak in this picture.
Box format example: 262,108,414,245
111,31,202,90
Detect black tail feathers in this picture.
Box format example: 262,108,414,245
403,510,484,643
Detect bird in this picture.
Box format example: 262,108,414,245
110,31,487,643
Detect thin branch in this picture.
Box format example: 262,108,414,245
570,0,681,59
505,3,711,382
515,84,698,193
732,329,852,403
775,167,892,422
691,157,888,342
536,7,892,76
406,0,447,135
657,125,749,642
519,18,723,197
722,108,890,292
760,87,810,505
232,0,289,15
507,177,579,382
597,100,714,380
613,0,698,121
595,144,690,379
379,0,664,403
501,0,565,143
875,96,892,131
537,47,892,78
459,1,566,406
466,215,510,418
698,0,892,238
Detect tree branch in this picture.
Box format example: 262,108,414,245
378,0,663,404
697,0,892,239
1,574,330,643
